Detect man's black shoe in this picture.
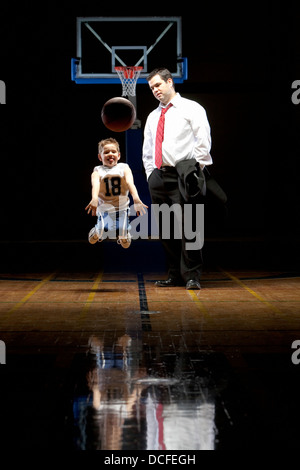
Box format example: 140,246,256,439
186,279,201,290
155,278,182,287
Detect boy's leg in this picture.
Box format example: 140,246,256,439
116,209,131,249
88,213,105,244
105,212,118,239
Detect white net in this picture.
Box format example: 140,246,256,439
115,66,143,97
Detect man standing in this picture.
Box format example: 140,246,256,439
142,68,213,289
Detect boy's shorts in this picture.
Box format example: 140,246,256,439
95,209,130,240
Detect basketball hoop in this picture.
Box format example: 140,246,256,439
115,66,143,97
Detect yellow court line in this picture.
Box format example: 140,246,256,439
8,272,56,314
221,269,282,314
80,271,103,315
187,289,208,314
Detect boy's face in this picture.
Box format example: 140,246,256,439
99,143,121,168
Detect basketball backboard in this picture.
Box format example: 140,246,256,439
71,16,187,85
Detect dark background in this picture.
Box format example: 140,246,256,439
0,1,299,272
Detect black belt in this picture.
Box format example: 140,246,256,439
159,166,177,173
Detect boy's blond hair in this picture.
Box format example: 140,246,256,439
98,137,120,154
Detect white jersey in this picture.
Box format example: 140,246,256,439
93,162,130,214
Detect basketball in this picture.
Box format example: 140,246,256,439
101,97,136,132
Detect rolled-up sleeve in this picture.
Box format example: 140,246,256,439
142,115,155,179
190,103,213,169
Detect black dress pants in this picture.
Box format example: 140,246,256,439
148,167,203,282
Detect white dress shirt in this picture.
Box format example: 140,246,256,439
142,93,213,179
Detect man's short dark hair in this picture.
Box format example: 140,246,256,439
147,68,175,88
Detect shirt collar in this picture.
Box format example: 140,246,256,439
159,92,181,110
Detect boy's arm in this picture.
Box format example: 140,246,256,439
124,166,148,216
85,171,100,216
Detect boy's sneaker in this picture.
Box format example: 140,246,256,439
117,233,131,249
88,227,101,244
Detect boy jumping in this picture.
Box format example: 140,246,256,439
85,138,148,248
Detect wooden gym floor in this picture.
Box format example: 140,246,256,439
0,240,299,450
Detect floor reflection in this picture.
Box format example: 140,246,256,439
72,333,229,450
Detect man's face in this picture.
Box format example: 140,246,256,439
148,74,175,105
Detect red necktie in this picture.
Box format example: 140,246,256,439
155,103,173,169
